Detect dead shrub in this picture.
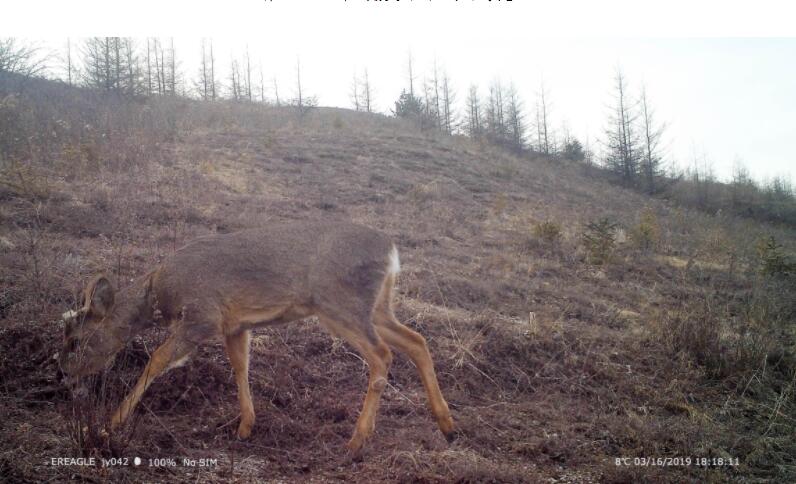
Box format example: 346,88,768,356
407,180,440,205
655,290,792,383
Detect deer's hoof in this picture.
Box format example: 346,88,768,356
237,423,252,440
444,429,458,443
343,446,364,464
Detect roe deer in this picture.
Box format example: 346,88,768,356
58,221,455,452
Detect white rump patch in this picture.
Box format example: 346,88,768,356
388,245,401,275
62,309,80,321
168,354,191,370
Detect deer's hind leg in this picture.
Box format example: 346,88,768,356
373,309,455,440
317,314,393,453
372,273,455,440
224,330,254,439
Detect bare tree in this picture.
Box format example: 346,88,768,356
505,83,526,151
730,159,755,210
422,76,433,119
291,57,317,109
245,45,252,101
361,68,374,113
145,38,153,96
432,59,442,128
122,38,140,95
153,38,165,95
0,38,45,76
638,84,666,193
688,151,717,210
259,63,265,102
485,79,506,144
350,71,361,111
229,57,241,101
273,76,280,106
65,38,74,85
81,37,138,93
197,39,210,100
603,67,640,185
535,81,552,154
209,40,216,100
295,57,303,107
464,84,482,138
168,38,177,95
441,70,456,135
407,50,416,98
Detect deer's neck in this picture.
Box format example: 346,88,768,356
112,272,157,340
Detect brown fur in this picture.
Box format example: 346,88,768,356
59,220,454,452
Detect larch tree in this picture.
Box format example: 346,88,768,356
441,70,456,135
229,57,241,101
361,68,374,113
535,81,552,155
730,159,756,210
0,38,44,76
145,38,153,96
485,80,506,145
406,50,416,98
167,38,177,95
81,37,138,93
638,84,667,193
464,84,483,138
603,67,640,185
295,57,303,107
432,59,442,129
350,70,361,111
122,38,140,95
259,63,265,102
209,40,216,100
64,38,75,85
505,83,526,152
198,39,210,100
245,45,252,101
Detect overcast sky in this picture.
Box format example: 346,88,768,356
5,1,795,182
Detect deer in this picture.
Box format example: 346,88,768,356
58,221,455,454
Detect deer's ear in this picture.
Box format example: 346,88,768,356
85,276,115,318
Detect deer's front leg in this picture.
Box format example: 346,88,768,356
111,335,194,429
224,330,255,439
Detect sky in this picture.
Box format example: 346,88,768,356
3,0,795,182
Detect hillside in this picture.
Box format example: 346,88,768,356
1,74,795,483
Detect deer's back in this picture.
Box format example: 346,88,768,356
149,221,394,325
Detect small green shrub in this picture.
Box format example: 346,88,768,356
492,193,508,216
757,236,794,277
629,207,660,251
582,218,617,265
533,220,562,244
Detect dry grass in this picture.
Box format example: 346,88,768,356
1,72,795,482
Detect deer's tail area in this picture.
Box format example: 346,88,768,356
387,244,401,276
371,244,400,322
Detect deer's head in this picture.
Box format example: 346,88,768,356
58,275,128,382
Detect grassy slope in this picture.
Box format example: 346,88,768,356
1,76,794,483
